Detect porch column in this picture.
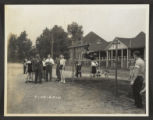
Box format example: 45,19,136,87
144,48,146,60
106,51,109,68
121,49,123,68
111,50,113,68
127,49,129,68
99,51,101,68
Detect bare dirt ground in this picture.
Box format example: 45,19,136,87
6,63,145,115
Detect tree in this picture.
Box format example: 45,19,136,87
8,34,18,62
67,22,83,43
52,25,71,59
36,25,71,59
36,27,52,58
17,31,32,60
7,31,32,62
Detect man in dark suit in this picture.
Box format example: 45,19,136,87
34,54,43,84
55,57,61,81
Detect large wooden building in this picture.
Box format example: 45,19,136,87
105,32,145,68
69,31,145,69
69,31,108,60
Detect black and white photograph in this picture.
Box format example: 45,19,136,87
4,5,149,116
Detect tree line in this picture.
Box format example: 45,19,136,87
8,22,83,62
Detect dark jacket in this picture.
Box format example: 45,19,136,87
33,58,43,72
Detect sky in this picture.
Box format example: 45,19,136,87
5,5,149,45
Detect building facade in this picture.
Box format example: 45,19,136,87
69,31,145,69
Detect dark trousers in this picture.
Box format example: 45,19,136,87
56,67,61,81
42,70,46,80
76,71,82,78
35,70,42,83
24,66,26,74
46,69,52,81
132,76,143,108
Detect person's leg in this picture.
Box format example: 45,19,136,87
62,70,65,83
46,70,48,81
136,77,143,108
80,71,82,77
25,72,28,83
31,72,33,81
29,72,32,81
58,69,61,81
24,66,26,74
133,77,143,108
35,71,38,83
39,71,42,83
132,83,137,106
60,70,63,82
28,72,30,81
50,67,52,81
76,71,78,78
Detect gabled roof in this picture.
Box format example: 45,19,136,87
82,31,107,45
82,31,108,51
116,32,145,48
69,31,108,51
88,41,109,52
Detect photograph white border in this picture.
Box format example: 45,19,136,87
4,4,149,117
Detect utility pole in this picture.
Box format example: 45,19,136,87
112,39,120,96
51,31,54,58
72,39,75,81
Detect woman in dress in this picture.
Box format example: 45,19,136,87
23,58,28,74
26,58,33,83
42,58,46,81
91,59,98,77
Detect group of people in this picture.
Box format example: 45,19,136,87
75,51,146,109
75,60,101,78
23,50,145,108
23,54,66,84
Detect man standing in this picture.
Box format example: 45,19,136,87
75,61,82,78
42,58,46,81
55,57,61,82
130,51,145,108
45,54,54,81
34,54,43,84
59,55,66,83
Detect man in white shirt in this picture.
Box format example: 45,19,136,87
45,54,54,81
59,55,66,83
130,51,145,108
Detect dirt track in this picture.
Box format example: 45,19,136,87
6,63,145,115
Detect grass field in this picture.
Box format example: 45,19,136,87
6,63,145,115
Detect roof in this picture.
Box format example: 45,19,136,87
88,41,109,52
68,43,88,49
69,31,108,51
82,31,107,44
83,32,108,51
116,32,145,48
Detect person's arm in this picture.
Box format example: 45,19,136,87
140,86,146,95
52,59,55,65
63,60,66,70
130,65,139,85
